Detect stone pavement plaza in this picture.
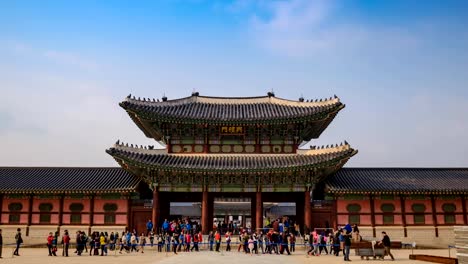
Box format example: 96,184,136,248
0,248,456,264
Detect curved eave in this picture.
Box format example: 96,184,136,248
120,101,344,125
106,147,357,174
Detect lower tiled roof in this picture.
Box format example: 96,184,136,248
0,167,140,194
325,168,468,194
106,144,357,173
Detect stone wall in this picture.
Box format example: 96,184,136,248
455,226,468,264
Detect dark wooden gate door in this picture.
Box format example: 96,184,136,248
131,210,152,234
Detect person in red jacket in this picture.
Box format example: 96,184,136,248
191,232,199,252
214,231,221,252
62,230,70,257
47,232,54,256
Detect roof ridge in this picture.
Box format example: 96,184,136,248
122,93,341,107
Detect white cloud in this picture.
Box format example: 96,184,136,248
43,50,99,71
247,0,419,58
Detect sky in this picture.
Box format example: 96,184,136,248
0,0,467,167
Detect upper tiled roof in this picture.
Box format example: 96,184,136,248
0,167,140,194
325,168,468,194
120,93,344,125
106,141,357,173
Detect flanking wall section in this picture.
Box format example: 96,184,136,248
0,193,130,245
334,193,467,248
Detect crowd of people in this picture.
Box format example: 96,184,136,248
0,218,394,261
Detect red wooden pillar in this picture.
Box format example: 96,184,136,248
0,194,3,224
256,191,263,232
58,194,64,227
461,195,467,225
201,189,209,234
304,190,312,233
431,195,438,237
26,195,33,236
400,195,407,237
152,186,159,233
369,194,376,237
126,196,131,233
89,194,95,235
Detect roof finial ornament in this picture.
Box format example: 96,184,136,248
125,143,128,147
127,94,131,99
299,94,304,102
334,94,338,99
162,93,167,102
344,140,349,145
115,139,120,145
267,89,275,97
192,89,199,97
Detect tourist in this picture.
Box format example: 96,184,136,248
75,231,84,256
172,233,178,254
237,232,243,252
157,233,163,252
253,232,258,254
47,232,54,256
289,233,295,252
149,230,154,247
353,224,361,242
88,232,95,256
343,230,352,261
100,232,107,256
248,235,254,256
139,232,146,253
13,228,22,256
191,230,199,251
82,232,88,253
130,232,138,252
52,231,59,256
225,231,231,251
334,229,342,256
0,229,3,259
319,231,328,255
307,232,315,256
93,232,100,255
258,231,264,253
208,231,214,251
264,231,271,254
214,230,221,252
109,232,115,250
162,219,169,233
280,232,291,255
165,232,171,252
146,219,153,236
197,231,203,250
327,232,333,255
119,232,127,254
379,231,395,261
184,231,191,252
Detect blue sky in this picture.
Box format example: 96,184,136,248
1,0,467,167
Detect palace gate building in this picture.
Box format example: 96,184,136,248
0,92,467,248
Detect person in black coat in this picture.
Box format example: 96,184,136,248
379,231,395,260
13,228,22,256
